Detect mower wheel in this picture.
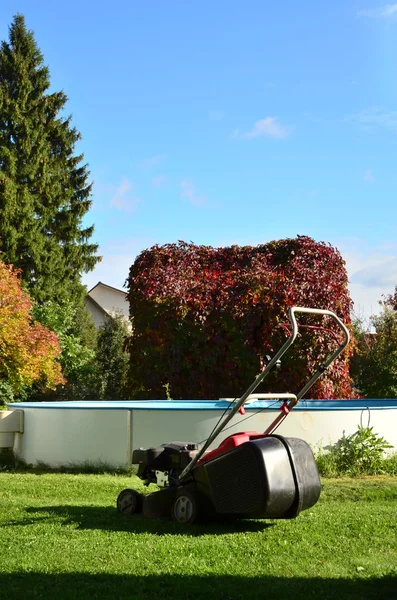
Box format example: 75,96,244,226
116,488,142,516
171,489,200,524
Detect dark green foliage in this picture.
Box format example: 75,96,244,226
382,452,397,475
316,426,395,477
350,291,397,398
94,313,131,400
28,303,131,401
0,14,99,304
31,299,96,400
74,294,98,351
0,380,14,405
126,237,355,400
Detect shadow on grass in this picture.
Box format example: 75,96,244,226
0,572,396,600
15,505,274,536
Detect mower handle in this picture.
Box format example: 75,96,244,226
288,307,350,399
178,306,350,482
263,307,350,435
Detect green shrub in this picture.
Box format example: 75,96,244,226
316,426,394,477
94,313,131,400
381,452,397,476
0,381,14,405
32,299,97,400
350,307,397,398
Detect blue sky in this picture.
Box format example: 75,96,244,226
1,1,397,319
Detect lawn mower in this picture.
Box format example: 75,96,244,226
116,307,350,524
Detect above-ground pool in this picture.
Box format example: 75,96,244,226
5,398,397,468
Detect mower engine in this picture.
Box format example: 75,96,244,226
133,441,202,487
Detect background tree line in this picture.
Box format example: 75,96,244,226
0,15,130,405
350,289,397,399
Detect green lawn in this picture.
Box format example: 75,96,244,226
0,472,396,599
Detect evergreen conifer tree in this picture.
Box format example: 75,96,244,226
0,14,99,303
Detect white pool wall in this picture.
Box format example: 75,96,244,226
8,399,397,468
12,408,131,467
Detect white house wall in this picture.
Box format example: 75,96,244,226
89,286,129,318
84,297,109,329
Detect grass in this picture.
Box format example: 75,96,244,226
0,472,396,600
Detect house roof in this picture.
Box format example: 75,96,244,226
87,281,127,296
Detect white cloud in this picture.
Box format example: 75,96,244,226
349,107,397,134
180,179,207,207
110,177,141,211
358,4,397,18
349,257,397,289
232,117,291,139
335,238,397,320
363,168,375,182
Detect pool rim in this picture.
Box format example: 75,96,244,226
8,399,397,411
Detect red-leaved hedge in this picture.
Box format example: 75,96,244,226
126,236,356,400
